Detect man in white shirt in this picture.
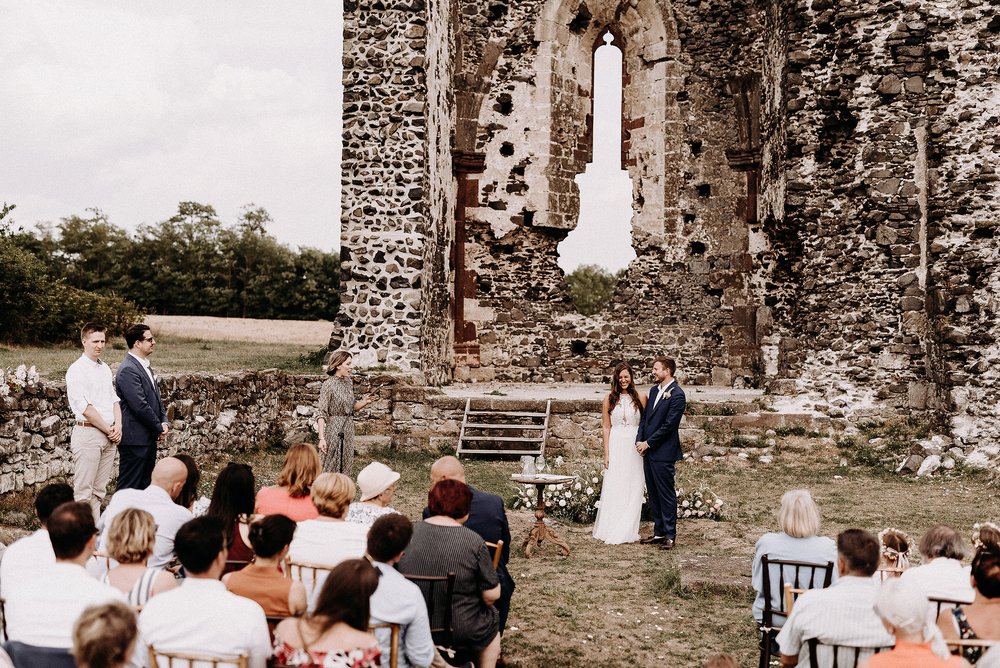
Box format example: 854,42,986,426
139,516,270,668
5,501,126,648
367,514,434,668
66,322,123,519
98,457,192,568
0,483,74,599
777,529,895,667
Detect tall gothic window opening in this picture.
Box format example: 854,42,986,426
559,31,635,314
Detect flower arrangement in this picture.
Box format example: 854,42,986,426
509,461,605,524
676,485,725,521
0,364,40,397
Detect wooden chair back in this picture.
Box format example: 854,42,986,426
402,572,457,646
758,556,834,668
284,558,336,599
224,559,253,574
874,566,906,582
0,597,6,642
147,646,249,668
929,596,969,620
805,638,893,668
370,622,401,668
486,540,504,570
783,583,806,617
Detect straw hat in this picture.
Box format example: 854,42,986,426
358,462,400,501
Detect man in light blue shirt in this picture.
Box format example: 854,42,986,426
367,514,435,668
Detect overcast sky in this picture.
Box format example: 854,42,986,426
1,3,631,269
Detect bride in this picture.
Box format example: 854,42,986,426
592,362,647,544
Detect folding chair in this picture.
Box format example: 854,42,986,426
758,556,834,668
805,638,893,668
486,540,504,570
370,622,401,668
148,646,248,668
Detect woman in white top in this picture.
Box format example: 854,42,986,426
900,524,974,604
346,461,400,527
289,472,369,611
751,489,838,624
592,362,647,545
101,508,176,607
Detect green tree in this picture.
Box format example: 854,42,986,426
564,264,623,316
56,209,133,294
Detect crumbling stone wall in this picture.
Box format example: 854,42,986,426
338,0,1000,446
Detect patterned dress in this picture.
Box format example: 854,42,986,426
317,376,356,475
272,637,381,668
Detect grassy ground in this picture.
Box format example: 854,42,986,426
0,335,325,379
2,434,995,666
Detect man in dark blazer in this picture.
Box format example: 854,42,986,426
636,356,686,550
114,323,168,490
426,456,515,633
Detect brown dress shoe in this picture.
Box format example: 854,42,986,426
659,538,675,550
640,535,666,545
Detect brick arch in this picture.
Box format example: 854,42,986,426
529,0,685,254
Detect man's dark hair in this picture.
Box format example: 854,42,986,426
367,514,413,562
47,502,97,560
653,356,676,376
174,516,225,575
35,483,74,525
837,529,880,576
80,322,106,339
124,324,151,349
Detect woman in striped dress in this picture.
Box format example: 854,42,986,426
101,508,176,606
316,352,375,475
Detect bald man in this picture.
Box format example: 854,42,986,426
426,456,516,633
97,456,194,568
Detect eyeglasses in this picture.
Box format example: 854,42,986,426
141,337,155,343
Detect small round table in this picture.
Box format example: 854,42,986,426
511,473,576,557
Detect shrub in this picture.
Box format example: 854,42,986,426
25,285,144,344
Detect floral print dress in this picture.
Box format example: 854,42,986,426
272,639,381,668
316,376,356,475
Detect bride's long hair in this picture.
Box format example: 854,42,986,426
608,362,644,416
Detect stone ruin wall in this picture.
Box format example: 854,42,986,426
336,0,1000,446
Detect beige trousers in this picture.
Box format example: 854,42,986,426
71,426,116,520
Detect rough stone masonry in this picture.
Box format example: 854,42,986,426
332,0,1000,448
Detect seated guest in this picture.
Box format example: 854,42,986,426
938,526,1000,665
776,529,894,666
0,482,74,598
73,601,139,668
901,525,974,604
5,502,126,649
273,559,381,668
367,514,435,668
255,444,321,522
288,472,369,609
401,479,501,668
139,516,270,668
97,457,192,568
206,462,257,572
173,453,201,511
752,489,838,625
102,508,177,606
428,456,515,633
224,514,307,617
347,461,401,526
863,579,967,667
875,528,912,582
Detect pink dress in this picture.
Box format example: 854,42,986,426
255,487,319,521
272,638,380,668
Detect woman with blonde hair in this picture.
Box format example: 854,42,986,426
256,443,322,521
751,489,838,625
102,508,177,606
288,472,369,610
316,351,376,474
72,601,139,668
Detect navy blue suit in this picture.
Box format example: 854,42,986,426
114,354,166,490
637,380,686,540
423,485,515,631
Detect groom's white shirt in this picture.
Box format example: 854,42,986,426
652,379,675,412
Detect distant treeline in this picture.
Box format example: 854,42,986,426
0,202,340,343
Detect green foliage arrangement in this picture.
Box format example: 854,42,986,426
564,264,625,316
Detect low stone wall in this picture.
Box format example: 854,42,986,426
0,370,323,495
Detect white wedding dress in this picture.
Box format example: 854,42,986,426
592,394,644,544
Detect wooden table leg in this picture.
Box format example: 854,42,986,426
522,483,571,557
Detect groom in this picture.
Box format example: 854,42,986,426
636,356,686,550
